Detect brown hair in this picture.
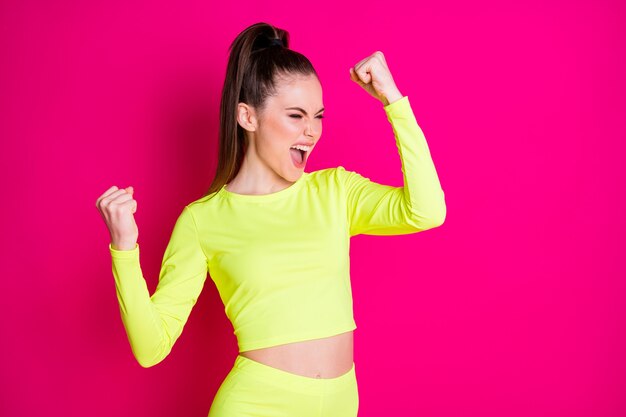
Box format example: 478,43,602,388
202,22,319,198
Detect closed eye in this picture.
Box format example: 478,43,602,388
290,114,324,119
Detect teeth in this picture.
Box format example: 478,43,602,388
290,144,311,152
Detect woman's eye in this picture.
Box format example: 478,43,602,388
289,114,325,119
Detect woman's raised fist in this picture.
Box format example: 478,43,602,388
349,51,403,106
96,185,138,251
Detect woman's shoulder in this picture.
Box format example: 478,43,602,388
308,165,358,184
307,165,350,180
183,190,223,217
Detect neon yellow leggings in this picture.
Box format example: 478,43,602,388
208,354,359,417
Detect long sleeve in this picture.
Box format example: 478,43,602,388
339,95,446,236
109,205,209,367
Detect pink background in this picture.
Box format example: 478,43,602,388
1,1,625,416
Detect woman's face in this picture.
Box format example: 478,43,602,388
238,73,324,182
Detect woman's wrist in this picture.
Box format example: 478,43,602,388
111,241,138,251
382,89,403,106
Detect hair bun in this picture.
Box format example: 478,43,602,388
267,37,284,48
252,34,286,52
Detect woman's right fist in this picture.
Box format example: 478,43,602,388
96,185,139,250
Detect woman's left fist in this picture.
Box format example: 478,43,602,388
349,51,402,106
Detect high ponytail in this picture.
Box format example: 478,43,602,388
202,22,318,198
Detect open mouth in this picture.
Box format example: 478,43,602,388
289,147,308,167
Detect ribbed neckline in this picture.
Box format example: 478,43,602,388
219,172,308,202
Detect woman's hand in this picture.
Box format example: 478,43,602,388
96,185,139,251
349,51,403,106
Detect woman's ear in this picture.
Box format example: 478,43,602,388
237,102,257,132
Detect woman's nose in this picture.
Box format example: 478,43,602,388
305,122,320,137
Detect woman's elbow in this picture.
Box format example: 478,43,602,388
409,198,446,229
131,341,170,368
431,202,446,227
136,352,166,368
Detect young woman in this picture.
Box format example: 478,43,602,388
96,22,446,417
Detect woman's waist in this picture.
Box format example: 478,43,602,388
238,330,354,379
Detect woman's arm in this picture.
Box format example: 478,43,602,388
109,205,209,367
340,95,446,236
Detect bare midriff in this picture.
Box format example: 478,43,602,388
239,330,354,379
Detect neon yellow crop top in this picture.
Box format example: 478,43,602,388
109,95,446,367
